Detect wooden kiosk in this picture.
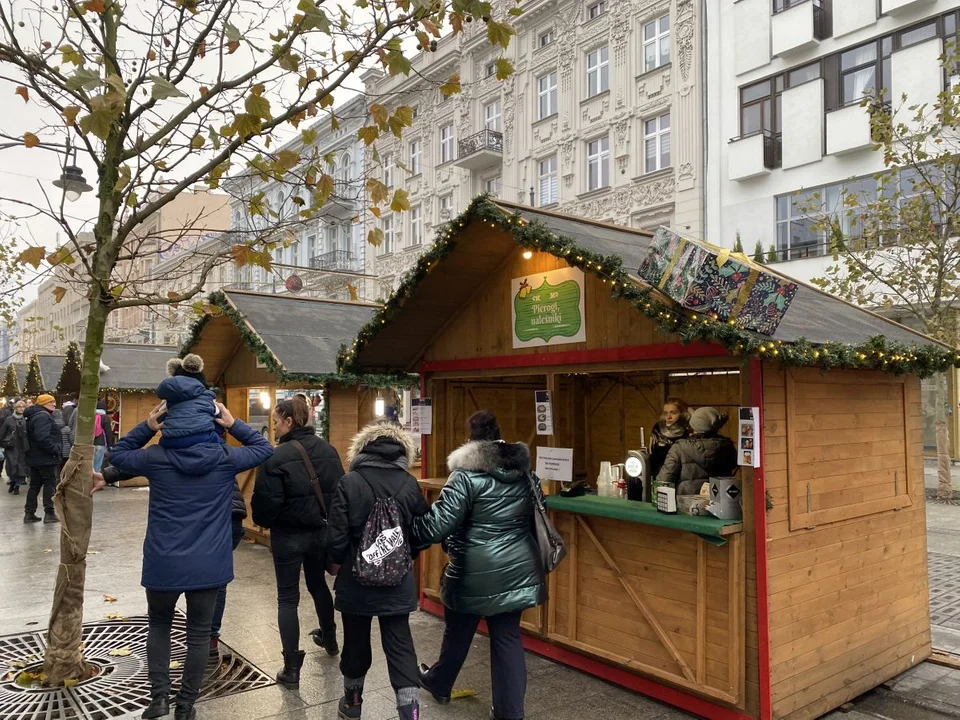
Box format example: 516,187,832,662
182,289,413,544
341,197,952,720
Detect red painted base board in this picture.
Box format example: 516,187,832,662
419,597,754,720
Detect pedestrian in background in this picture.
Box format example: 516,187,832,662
110,362,273,720
413,410,546,720
93,400,114,473
326,421,428,720
23,394,62,524
0,400,28,495
252,395,345,686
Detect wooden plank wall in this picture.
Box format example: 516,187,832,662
424,251,678,363
764,367,930,720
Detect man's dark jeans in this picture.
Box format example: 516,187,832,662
271,528,335,653
24,464,58,516
145,588,218,707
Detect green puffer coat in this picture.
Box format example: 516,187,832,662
412,440,547,617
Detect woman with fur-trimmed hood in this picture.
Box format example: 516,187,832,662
412,410,546,720
325,421,428,720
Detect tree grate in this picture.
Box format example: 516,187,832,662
0,614,272,720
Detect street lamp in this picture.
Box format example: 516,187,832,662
53,164,92,202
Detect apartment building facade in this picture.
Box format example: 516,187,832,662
361,0,706,298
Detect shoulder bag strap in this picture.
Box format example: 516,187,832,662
290,439,327,518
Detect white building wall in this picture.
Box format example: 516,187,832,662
706,0,959,285
892,37,944,132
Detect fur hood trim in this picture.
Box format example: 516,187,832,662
447,440,531,475
347,421,416,466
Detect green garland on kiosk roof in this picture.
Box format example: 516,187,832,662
338,195,960,380
181,291,416,389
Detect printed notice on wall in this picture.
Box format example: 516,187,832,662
411,398,432,435
737,407,760,468
536,447,573,484
535,390,554,435
511,267,587,349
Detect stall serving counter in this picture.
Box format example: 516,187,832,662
340,197,942,720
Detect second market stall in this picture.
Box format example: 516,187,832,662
341,196,954,720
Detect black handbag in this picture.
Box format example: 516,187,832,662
527,473,567,574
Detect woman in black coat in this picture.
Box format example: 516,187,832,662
326,421,428,720
251,396,345,685
0,400,28,494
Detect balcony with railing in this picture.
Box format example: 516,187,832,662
453,129,503,171
728,130,782,181
310,249,356,272
772,0,830,57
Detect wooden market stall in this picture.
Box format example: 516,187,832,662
182,289,412,545
341,196,951,720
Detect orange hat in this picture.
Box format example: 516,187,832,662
36,394,55,406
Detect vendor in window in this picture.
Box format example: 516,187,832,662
649,397,691,479
655,407,737,496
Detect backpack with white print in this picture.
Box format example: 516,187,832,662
353,471,411,588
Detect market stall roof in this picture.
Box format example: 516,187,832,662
344,197,956,377
99,343,178,391
182,290,381,384
13,364,28,394
36,355,65,393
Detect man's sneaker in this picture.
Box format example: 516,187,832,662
337,686,362,720
23,514,41,524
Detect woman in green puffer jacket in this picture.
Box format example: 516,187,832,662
412,410,546,720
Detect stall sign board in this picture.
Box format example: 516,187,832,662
535,390,554,435
536,447,573,483
511,267,586,349
411,398,432,435
738,406,760,468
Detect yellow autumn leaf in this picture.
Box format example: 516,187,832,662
23,132,39,148
104,612,127,620
62,106,81,125
169,661,182,669
52,287,67,304
64,678,79,688
108,648,132,657
17,247,46,268
103,594,118,603
451,689,477,699
347,283,358,301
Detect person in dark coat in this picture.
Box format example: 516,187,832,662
656,406,738,496
252,396,345,685
23,394,62,524
0,400,28,494
649,397,691,479
110,376,273,720
326,421,428,720
412,411,546,720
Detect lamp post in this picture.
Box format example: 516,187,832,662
1,136,92,202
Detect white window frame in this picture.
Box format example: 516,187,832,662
586,0,606,20
409,205,423,246
382,153,393,188
538,155,558,206
380,215,394,254
439,124,454,164
644,111,671,174
586,46,609,98
409,139,422,175
586,136,610,192
485,176,502,197
643,15,671,73
537,71,558,120
485,62,496,78
484,101,502,132
325,223,338,253
539,28,555,48
439,194,453,220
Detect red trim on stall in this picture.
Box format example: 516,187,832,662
419,342,728,373
419,597,751,720
419,372,428,481
749,358,772,720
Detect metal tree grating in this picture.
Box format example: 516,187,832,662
0,614,273,720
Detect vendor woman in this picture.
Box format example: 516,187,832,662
649,397,691,478
655,407,737,495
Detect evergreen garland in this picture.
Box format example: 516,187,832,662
339,196,960,380
181,291,416,389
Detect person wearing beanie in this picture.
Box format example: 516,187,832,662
23,394,62,523
109,372,273,720
655,406,737,496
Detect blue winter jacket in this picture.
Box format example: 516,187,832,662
110,418,273,592
156,376,217,440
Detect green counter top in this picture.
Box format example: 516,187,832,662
545,494,742,544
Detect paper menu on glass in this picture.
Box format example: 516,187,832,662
535,390,554,435
411,398,432,435
738,406,760,468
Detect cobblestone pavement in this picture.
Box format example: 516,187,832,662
0,486,691,720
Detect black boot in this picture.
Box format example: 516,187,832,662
337,685,363,720
174,705,195,720
417,663,450,705
490,709,521,720
12,485,19,495
276,650,305,686
23,513,40,524
310,626,340,657
141,694,170,719
398,701,420,720
43,512,59,524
